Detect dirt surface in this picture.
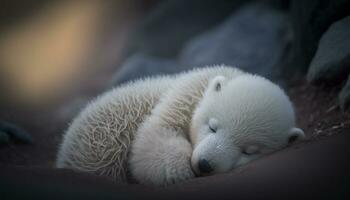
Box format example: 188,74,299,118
1,77,350,199
2,132,349,200
289,81,350,140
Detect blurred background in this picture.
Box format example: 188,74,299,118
1,0,350,109
0,0,350,199
0,0,157,108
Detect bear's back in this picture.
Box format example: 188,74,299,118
56,76,173,181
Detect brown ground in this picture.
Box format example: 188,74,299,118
1,77,350,199
290,81,350,139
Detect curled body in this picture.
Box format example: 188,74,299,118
56,65,303,186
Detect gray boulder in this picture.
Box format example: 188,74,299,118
179,3,292,85
0,120,32,144
307,16,350,85
123,0,248,59
286,0,350,79
111,54,189,86
0,130,9,144
339,75,350,110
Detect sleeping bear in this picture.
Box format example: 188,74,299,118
56,65,304,186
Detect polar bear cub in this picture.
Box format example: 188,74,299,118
56,65,304,186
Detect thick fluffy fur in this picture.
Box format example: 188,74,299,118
190,75,304,175
56,66,303,186
56,76,174,180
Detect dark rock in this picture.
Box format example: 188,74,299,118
339,75,350,111
123,0,249,59
263,0,291,10
111,54,189,86
179,3,292,85
307,16,350,85
0,130,10,144
285,0,350,80
0,120,32,144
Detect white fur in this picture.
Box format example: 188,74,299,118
56,65,303,186
190,75,304,175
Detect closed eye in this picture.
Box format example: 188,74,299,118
242,146,260,156
241,149,252,156
209,125,216,133
208,118,218,133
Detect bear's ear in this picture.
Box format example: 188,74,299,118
209,76,227,92
287,127,305,144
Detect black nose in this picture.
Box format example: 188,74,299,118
198,159,213,173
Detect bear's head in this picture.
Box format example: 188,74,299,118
190,75,304,176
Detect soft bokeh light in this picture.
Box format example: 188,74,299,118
0,1,106,106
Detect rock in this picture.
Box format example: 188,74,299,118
111,54,189,86
0,120,32,144
0,130,10,144
286,0,350,79
123,0,248,59
179,3,292,85
307,16,350,85
263,0,291,10
339,75,350,111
